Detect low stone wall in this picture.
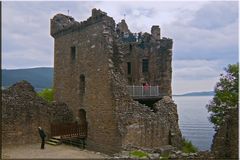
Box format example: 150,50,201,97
2,81,74,146
115,96,182,151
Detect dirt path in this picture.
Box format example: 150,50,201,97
2,143,110,159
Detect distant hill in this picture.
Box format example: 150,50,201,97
2,67,53,91
174,91,215,96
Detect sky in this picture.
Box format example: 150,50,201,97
2,1,239,94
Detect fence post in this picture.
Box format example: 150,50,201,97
133,85,134,96
150,85,151,96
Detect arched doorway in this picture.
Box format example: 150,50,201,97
78,109,87,125
168,130,172,145
78,109,88,141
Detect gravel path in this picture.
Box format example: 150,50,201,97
2,143,110,159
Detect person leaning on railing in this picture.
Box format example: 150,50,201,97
143,82,150,96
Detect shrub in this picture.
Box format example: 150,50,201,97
182,138,198,153
37,88,54,103
206,63,238,128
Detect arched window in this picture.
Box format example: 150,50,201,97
71,46,76,61
80,74,85,95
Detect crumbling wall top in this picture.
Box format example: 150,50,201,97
92,8,107,18
50,8,114,38
116,19,130,34
151,25,161,40
50,13,79,36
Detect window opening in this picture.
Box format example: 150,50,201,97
142,59,149,73
71,46,76,61
80,74,85,95
127,62,132,75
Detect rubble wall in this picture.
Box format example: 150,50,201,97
110,69,182,151
109,31,182,150
2,81,73,146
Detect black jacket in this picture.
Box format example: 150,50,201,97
38,128,46,139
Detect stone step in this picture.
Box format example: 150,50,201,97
46,137,62,146
62,138,86,148
52,136,61,140
46,141,59,146
49,138,61,143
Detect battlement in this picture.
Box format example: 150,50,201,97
50,8,115,38
51,8,172,50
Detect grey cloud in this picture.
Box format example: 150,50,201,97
165,17,238,63
173,59,222,80
189,1,238,30
2,1,94,69
2,1,239,94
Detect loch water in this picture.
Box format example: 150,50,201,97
173,96,215,151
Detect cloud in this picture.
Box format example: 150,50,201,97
2,1,239,94
1,2,205,67
189,1,238,30
172,59,222,93
163,2,239,65
2,49,53,69
173,59,222,80
173,77,219,95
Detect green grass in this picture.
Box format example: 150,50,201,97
182,138,198,153
160,153,170,160
129,150,149,158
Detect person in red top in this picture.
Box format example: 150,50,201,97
143,82,150,95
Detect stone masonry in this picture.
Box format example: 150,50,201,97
2,81,73,146
51,8,181,154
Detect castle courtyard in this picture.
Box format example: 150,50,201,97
2,144,109,159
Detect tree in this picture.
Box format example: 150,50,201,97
37,88,54,103
207,63,238,129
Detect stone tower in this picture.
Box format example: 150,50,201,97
51,8,181,154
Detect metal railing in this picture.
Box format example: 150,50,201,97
51,123,87,139
127,85,160,97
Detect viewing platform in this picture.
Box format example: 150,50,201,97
127,85,163,101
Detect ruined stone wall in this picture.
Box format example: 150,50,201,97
110,66,182,151
157,38,173,96
211,108,238,159
52,10,122,153
121,43,158,85
2,81,73,146
108,30,182,151
119,30,173,96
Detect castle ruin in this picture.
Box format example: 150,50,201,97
51,8,181,154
